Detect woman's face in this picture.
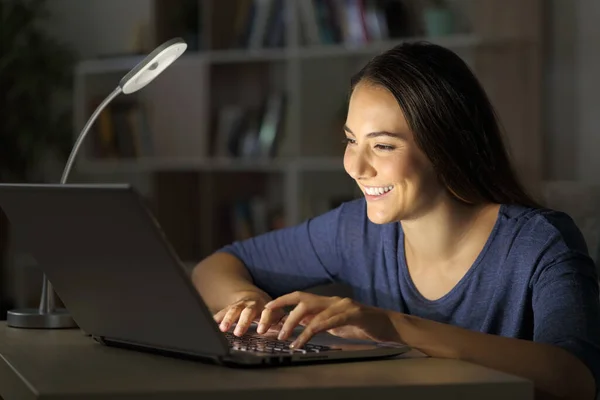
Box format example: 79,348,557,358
343,82,444,224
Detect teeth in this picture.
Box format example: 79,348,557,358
365,185,393,196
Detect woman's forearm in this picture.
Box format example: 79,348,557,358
389,311,595,400
191,252,270,313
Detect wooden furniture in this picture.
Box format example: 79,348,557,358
69,0,543,264
0,323,533,400
473,0,543,194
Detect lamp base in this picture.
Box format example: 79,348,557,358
6,308,77,329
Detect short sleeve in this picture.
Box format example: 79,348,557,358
532,254,600,394
217,204,346,298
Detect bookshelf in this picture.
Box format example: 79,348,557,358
71,0,543,263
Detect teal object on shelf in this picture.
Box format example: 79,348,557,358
424,7,455,37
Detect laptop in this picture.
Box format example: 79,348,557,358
0,183,409,366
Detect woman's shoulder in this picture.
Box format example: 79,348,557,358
313,197,387,240
497,203,590,262
332,198,391,231
309,198,365,224
337,197,366,212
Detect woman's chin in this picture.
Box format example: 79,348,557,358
366,207,399,225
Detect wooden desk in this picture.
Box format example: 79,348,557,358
0,323,533,400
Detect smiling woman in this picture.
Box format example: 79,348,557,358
346,42,539,209
342,83,440,224
193,42,600,400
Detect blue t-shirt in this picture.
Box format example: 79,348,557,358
219,199,600,390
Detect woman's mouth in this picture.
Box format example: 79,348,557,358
363,185,394,200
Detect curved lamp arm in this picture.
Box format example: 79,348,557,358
39,37,187,316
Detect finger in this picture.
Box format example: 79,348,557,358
269,313,288,333
213,308,228,324
292,313,351,349
257,308,285,334
278,303,310,341
234,306,259,336
257,307,275,334
264,291,306,310
290,299,356,348
277,296,341,340
219,305,244,332
299,314,316,326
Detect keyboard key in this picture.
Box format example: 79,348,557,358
224,332,332,353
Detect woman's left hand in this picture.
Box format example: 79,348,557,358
259,291,401,349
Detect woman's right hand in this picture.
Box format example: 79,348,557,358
213,291,286,337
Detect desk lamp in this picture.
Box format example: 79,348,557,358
6,37,188,329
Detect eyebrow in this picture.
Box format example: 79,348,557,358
344,125,407,141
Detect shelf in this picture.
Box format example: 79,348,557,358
75,34,482,75
75,157,346,174
292,33,482,59
75,53,208,76
294,157,345,171
67,0,543,264
207,47,291,64
76,54,148,75
77,157,291,173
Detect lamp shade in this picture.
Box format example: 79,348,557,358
119,37,188,95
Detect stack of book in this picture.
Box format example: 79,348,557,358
230,0,287,49
297,0,418,46
230,197,285,241
89,99,153,159
228,0,419,49
212,92,286,159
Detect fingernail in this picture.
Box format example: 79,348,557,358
257,323,265,334
220,322,229,331
289,341,296,349
277,330,286,340
264,302,272,308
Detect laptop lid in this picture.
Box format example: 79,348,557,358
0,183,229,357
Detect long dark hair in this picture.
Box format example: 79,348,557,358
351,42,539,208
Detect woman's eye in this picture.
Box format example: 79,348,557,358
375,144,395,151
342,137,356,146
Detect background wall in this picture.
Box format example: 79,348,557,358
575,0,600,183
45,0,600,184
38,0,600,263
544,0,600,182
44,0,153,58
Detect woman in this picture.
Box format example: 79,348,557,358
192,42,600,400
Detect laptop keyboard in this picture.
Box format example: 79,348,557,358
225,332,337,354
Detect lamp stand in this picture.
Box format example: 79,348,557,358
5,38,187,329
7,274,76,328
6,87,122,329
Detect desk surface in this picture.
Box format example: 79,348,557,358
0,323,533,400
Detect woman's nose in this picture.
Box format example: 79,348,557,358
344,148,376,181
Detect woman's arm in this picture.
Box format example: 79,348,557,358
192,202,354,335
205,202,349,300
267,285,598,400
191,203,349,311
391,311,595,400
267,291,596,400
191,252,270,313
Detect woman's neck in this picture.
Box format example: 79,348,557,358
401,197,500,267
